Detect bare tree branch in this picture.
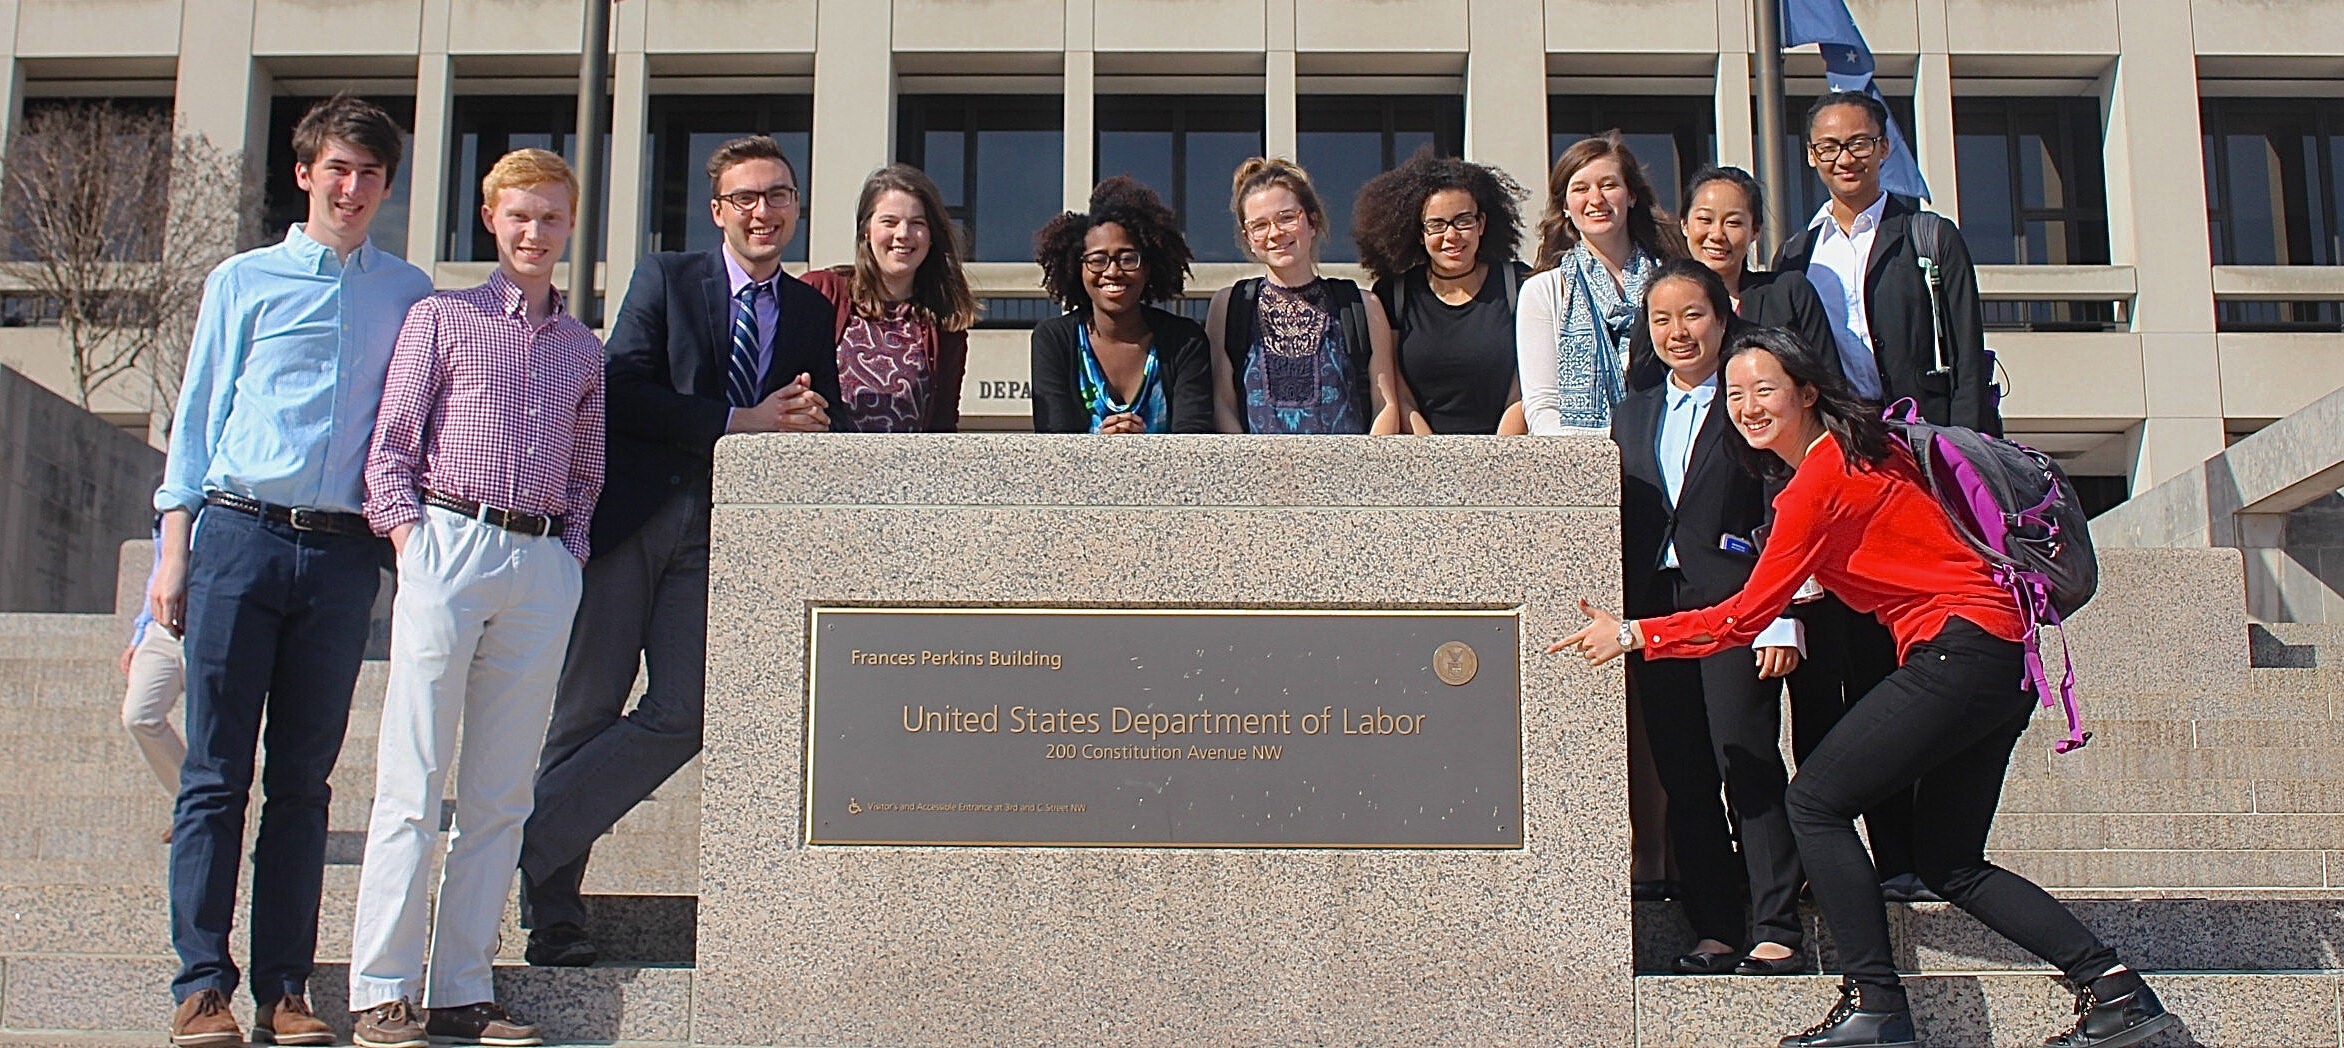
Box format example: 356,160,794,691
3,102,264,431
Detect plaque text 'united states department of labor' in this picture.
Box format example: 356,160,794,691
805,608,1522,848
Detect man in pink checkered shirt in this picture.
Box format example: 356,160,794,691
347,148,604,1048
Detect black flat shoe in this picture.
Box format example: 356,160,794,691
1671,949,1739,975
524,921,599,967
1737,952,1812,976
1879,874,1942,903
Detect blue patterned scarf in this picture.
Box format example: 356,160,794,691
1550,245,1657,431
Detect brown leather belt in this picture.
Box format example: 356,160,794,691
422,489,563,538
203,491,373,537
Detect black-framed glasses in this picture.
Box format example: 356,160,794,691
715,185,801,212
1421,212,1483,236
1807,135,1884,162
1080,250,1143,274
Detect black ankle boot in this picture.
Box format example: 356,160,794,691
1777,981,1918,1048
2042,972,2178,1048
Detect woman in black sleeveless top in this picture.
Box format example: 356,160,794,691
1353,153,1531,434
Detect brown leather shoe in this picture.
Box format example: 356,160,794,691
253,993,335,1046
424,1001,542,1046
350,998,426,1048
171,988,244,1047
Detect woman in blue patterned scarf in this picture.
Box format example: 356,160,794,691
1515,132,1684,435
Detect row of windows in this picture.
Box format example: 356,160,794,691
30,92,2344,274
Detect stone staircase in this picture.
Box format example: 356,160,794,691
5,556,2342,1045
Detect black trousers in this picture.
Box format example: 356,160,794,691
1785,618,2121,989
1786,594,1917,878
1629,570,1803,949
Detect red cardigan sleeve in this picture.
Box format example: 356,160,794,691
1638,458,1844,660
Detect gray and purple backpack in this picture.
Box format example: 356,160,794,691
1883,398,2098,753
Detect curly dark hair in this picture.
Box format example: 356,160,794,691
1034,176,1194,312
1535,131,1682,271
1349,150,1526,284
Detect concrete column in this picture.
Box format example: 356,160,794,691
0,0,24,189
172,0,267,160
1713,52,1755,174
1464,0,1548,261
1063,50,1094,210
2106,0,2222,487
603,0,651,320
407,51,455,270
810,0,894,266
1911,51,1959,222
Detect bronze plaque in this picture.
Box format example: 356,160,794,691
804,608,1522,847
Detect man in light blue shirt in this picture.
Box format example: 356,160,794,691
146,94,433,1048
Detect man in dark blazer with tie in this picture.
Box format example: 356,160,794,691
1615,273,1806,972
1773,90,1997,437
518,136,839,964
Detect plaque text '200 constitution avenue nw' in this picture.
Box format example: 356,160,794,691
805,608,1523,847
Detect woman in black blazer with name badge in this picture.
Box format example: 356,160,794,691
1616,258,1808,977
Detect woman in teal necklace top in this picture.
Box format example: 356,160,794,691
1029,177,1215,434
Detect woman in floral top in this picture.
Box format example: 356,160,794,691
803,164,978,432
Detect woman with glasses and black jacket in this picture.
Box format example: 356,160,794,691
1028,177,1215,434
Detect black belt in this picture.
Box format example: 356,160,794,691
203,491,374,537
422,489,563,538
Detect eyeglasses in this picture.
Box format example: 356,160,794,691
1080,250,1143,274
1421,212,1483,236
1807,135,1884,162
1242,208,1307,241
714,185,801,212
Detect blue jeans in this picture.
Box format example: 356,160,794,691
169,506,384,1005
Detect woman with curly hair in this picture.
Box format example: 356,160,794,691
1353,152,1531,434
1517,132,1682,435
1207,156,1404,434
802,163,979,431
1028,176,1215,434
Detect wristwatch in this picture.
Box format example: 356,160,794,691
1617,620,1638,652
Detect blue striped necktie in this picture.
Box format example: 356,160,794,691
726,281,768,408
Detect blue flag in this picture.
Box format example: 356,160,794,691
1780,0,1932,202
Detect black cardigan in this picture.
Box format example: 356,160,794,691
1028,306,1216,434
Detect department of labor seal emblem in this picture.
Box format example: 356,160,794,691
1433,641,1478,686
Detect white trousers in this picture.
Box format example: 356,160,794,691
121,626,188,797
349,506,582,1010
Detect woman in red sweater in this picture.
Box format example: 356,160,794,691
1557,326,2174,1048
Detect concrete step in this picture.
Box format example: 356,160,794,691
1634,896,2344,974
1634,971,2340,1048
1990,848,2335,890
1987,812,2344,851
1999,777,2344,815
0,876,694,965
0,956,691,1044
2004,741,2344,781
0,614,131,660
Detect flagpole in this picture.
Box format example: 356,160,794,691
570,0,613,326
1752,0,1792,262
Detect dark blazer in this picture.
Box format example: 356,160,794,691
1614,376,1773,620
1029,307,1216,434
1772,193,1998,434
596,250,843,553
1627,268,1842,394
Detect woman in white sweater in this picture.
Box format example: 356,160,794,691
1514,132,1683,435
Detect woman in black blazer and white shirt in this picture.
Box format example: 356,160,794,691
1629,166,1838,393
1616,258,1808,976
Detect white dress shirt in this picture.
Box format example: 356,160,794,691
1801,193,1890,402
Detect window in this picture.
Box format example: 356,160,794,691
647,95,811,262
264,96,416,260
1550,96,1714,215
1096,96,1262,264
445,95,609,263
1298,96,1463,262
2202,97,2344,267
1953,98,2110,265
899,95,1063,263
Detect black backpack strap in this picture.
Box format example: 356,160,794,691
1910,211,1954,377
1224,277,1262,381
1331,279,1371,374
1501,261,1520,314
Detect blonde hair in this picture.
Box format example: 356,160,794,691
481,148,579,217
1228,156,1327,259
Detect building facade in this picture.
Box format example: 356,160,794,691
0,0,2339,502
